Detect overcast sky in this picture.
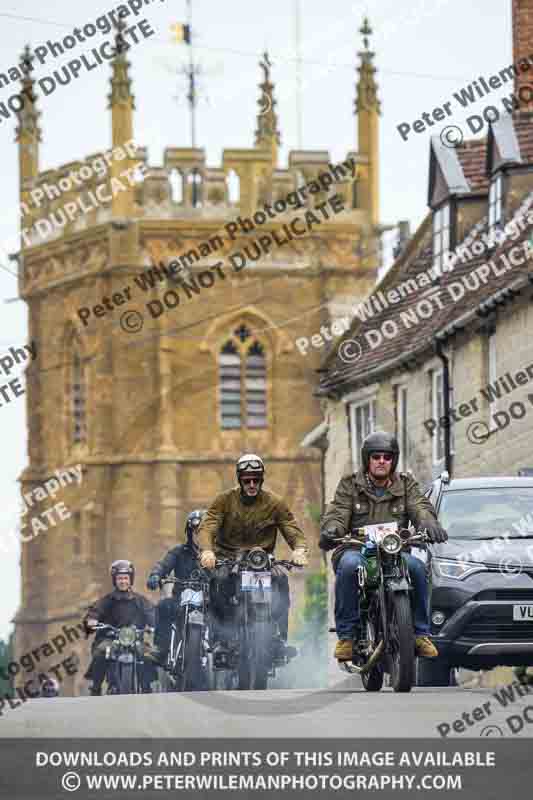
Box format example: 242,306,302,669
0,0,512,639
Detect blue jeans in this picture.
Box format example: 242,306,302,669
334,549,430,639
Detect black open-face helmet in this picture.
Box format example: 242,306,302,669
361,430,400,474
185,509,207,550
111,559,135,587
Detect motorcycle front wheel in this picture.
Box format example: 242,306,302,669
117,661,135,694
388,593,415,693
361,616,384,692
238,621,270,690
175,624,203,692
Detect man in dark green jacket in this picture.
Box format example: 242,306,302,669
198,454,308,654
320,431,448,663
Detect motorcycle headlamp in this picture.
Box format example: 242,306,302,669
247,548,269,570
381,532,402,554
118,626,137,647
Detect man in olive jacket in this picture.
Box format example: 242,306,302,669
198,454,308,653
320,431,448,663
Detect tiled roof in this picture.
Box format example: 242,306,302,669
455,139,489,193
319,193,533,396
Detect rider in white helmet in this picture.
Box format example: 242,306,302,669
198,453,309,658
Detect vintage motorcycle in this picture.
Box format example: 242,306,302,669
211,547,300,691
92,622,152,694
159,570,211,692
332,522,430,693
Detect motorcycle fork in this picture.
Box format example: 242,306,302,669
178,606,189,675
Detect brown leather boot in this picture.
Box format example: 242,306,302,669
334,640,353,662
415,636,438,658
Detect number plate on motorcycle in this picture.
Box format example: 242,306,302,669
362,522,398,544
180,588,204,606
241,571,272,591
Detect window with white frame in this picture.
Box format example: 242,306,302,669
432,203,451,274
395,385,408,472
488,174,503,231
349,399,376,471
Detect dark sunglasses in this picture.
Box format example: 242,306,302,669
241,477,260,485
370,452,393,462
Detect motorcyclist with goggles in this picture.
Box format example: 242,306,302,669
198,454,309,659
146,509,207,666
83,560,157,695
320,431,448,663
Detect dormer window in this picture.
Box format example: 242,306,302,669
432,203,450,274
488,173,503,231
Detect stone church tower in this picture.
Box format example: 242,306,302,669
13,20,382,694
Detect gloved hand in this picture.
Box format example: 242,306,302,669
424,521,448,544
200,550,216,569
146,573,160,591
291,548,309,567
319,526,340,551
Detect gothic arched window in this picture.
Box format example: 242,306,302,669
219,325,267,429
72,351,87,445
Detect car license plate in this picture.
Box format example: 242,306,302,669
513,604,533,621
241,571,271,591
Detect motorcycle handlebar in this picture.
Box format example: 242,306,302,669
329,529,429,546
90,623,152,634
213,557,302,570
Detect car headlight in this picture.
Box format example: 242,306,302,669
381,532,402,555
435,558,487,580
118,626,137,647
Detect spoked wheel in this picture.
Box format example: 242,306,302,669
388,593,415,693
117,662,135,694
238,622,270,690
361,617,384,692
250,621,270,690
174,625,203,692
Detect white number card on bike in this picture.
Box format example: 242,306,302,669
363,522,399,543
241,571,272,591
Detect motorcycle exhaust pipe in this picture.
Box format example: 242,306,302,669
338,640,384,675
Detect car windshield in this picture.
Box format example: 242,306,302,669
439,488,533,540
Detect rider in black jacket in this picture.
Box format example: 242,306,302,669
146,510,206,664
83,560,156,695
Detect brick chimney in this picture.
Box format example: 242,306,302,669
512,0,533,111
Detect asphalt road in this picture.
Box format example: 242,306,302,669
1,680,533,739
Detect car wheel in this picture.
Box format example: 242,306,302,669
416,657,455,687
